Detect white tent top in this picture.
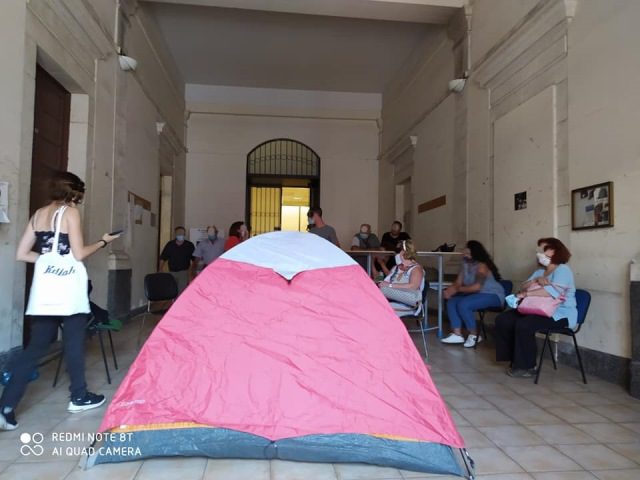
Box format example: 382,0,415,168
220,231,357,280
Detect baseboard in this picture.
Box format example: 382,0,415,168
480,321,630,388
548,336,630,387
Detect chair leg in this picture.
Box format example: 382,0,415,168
548,336,558,370
571,333,588,384
137,308,149,348
535,331,551,384
108,330,118,370
475,311,484,350
97,330,111,385
52,352,63,388
419,317,428,359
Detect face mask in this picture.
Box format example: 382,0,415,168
359,232,369,239
536,252,551,267
176,235,185,242
307,217,315,226
208,234,217,241
395,253,403,265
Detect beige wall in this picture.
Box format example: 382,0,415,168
566,0,640,356
0,0,186,354
380,0,640,360
186,87,380,247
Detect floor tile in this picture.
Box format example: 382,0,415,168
334,463,402,479
501,405,564,426
585,404,640,423
469,447,524,475
457,427,495,448
503,445,581,472
272,460,337,480
456,409,517,427
446,395,494,410
476,475,533,480
573,423,640,443
556,444,637,470
527,424,597,445
545,407,608,424
62,460,143,480
135,457,207,480
532,472,598,480
0,461,76,480
203,459,269,480
606,442,640,463
591,469,640,480
467,383,513,396
526,393,578,409
479,426,546,447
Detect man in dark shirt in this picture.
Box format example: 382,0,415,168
379,221,411,271
159,226,195,294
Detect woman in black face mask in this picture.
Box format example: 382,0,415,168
441,240,504,348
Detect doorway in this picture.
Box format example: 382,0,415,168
246,139,320,236
25,65,71,345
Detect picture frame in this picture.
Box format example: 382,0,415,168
571,181,613,230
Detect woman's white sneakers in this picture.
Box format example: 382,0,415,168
441,333,465,344
441,333,482,348
463,335,482,348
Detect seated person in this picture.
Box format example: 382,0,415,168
376,221,411,277
494,237,577,378
378,240,425,316
441,240,505,348
350,223,381,274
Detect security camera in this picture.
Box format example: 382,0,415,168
448,78,466,93
118,55,138,72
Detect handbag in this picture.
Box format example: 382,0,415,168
380,285,421,307
517,283,566,317
25,206,90,316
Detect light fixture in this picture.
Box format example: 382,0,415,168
448,71,469,93
118,54,138,72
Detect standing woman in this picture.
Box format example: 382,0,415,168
223,221,248,252
494,237,577,377
441,240,505,348
0,171,120,430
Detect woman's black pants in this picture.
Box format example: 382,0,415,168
0,314,88,409
494,309,568,370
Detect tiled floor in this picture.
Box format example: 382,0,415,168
1,315,640,480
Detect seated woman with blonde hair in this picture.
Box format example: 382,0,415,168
378,240,425,316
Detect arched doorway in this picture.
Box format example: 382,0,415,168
246,139,320,236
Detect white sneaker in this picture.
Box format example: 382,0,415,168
441,333,465,344
464,335,482,348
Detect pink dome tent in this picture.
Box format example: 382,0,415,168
87,232,472,477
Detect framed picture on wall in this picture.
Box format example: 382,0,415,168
571,181,614,230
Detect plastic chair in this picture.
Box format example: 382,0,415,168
138,273,179,347
53,314,121,386
389,279,430,359
475,280,513,349
534,289,590,384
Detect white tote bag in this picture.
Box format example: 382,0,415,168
25,206,90,316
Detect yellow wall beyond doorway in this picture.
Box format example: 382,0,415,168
281,187,310,233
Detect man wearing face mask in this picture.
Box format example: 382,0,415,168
307,207,340,247
350,223,381,273
192,225,225,276
159,226,195,294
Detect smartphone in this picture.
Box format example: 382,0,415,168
109,229,125,236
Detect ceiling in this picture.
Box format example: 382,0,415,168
142,0,462,93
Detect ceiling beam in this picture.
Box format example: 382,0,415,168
140,0,464,24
